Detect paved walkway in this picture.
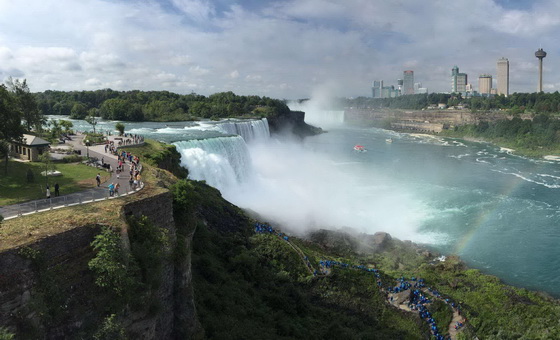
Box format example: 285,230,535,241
0,133,144,220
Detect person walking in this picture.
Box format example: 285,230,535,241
54,183,60,196
46,185,51,199
114,182,120,196
96,173,101,187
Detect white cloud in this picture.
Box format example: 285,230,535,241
0,0,558,97
170,0,215,21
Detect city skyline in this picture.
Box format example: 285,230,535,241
0,1,558,99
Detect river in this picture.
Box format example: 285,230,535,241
51,114,560,296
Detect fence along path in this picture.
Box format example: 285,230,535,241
0,132,144,220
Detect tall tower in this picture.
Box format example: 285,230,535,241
403,70,414,95
497,57,509,96
535,48,547,92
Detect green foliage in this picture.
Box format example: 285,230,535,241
442,113,560,156
58,119,73,132
70,102,87,119
85,113,99,134
33,89,290,122
0,83,26,175
190,220,423,339
115,122,125,136
127,216,168,293
88,227,137,296
0,328,15,340
93,314,127,340
84,133,105,144
61,154,85,163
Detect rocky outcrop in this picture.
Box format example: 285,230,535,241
268,110,322,139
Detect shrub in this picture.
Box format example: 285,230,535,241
0,327,15,340
62,154,84,163
93,314,127,340
88,227,137,296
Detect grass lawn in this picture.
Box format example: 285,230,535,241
0,160,110,206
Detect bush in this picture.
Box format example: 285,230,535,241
0,327,15,340
88,227,137,297
115,123,125,136
62,154,84,163
93,314,127,340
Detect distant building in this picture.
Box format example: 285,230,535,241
478,74,492,95
372,80,383,98
414,82,428,94
451,66,468,93
403,70,414,95
497,57,509,96
372,80,399,98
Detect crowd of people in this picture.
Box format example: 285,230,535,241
253,221,467,339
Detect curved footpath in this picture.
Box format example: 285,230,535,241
254,222,470,340
0,133,143,220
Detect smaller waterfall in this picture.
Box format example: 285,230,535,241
173,136,252,192
217,118,270,143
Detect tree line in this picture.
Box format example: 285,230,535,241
343,91,560,114
34,89,291,122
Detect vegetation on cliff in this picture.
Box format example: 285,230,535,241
441,113,560,157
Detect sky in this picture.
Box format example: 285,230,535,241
0,0,559,99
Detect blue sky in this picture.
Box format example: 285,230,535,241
0,0,558,99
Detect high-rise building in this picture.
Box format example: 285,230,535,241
451,66,468,93
372,80,383,98
403,70,414,95
497,57,509,96
478,74,492,95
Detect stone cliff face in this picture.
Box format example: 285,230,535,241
0,191,200,339
268,110,322,139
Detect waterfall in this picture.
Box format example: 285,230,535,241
173,136,252,193
216,118,270,143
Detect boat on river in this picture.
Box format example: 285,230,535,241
354,145,366,152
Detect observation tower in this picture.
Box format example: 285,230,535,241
535,48,547,92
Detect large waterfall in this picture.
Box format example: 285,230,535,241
173,136,252,193
216,118,270,143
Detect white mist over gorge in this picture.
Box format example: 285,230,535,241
170,106,432,242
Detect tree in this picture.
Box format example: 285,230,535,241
85,110,99,134
59,119,74,133
0,85,24,175
70,102,87,119
7,77,42,132
115,122,125,136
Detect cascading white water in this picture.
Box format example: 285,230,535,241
173,136,252,193
217,118,270,143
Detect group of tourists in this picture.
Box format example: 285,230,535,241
253,221,468,339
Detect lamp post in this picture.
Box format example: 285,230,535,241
85,139,90,159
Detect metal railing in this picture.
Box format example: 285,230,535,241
0,182,144,220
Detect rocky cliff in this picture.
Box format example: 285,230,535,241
0,185,200,339
267,110,322,139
